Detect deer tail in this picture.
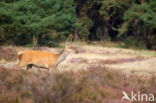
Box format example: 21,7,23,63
18,51,23,56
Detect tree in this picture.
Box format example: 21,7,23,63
118,0,156,49
0,0,77,46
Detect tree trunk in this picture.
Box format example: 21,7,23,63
72,29,79,41
32,35,38,47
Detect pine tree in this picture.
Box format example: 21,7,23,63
0,0,77,46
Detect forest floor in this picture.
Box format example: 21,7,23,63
1,44,156,75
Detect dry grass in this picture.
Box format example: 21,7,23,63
1,44,156,74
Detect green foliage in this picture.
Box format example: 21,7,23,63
77,16,93,39
100,0,133,16
120,37,147,49
123,3,156,28
0,0,156,49
99,0,134,41
0,0,77,45
118,1,156,49
98,0,155,49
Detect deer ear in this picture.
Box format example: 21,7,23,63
65,39,68,45
68,42,73,45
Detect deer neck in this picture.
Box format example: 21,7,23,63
55,48,69,65
58,47,68,56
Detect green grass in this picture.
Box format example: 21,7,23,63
137,50,156,57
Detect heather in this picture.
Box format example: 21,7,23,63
0,47,18,62
0,45,156,103
0,65,155,103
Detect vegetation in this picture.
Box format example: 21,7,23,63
0,46,17,61
0,0,155,48
0,1,155,102
0,66,155,103
0,0,77,46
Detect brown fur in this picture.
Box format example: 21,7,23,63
15,43,73,70
16,50,57,69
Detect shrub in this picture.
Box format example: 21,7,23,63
0,47,18,61
120,37,147,49
0,66,155,103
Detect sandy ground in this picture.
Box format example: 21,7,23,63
1,45,156,75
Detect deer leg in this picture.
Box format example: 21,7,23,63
14,60,22,67
13,61,26,69
53,64,58,70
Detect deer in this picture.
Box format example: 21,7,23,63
15,42,73,71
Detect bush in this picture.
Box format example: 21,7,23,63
120,37,147,49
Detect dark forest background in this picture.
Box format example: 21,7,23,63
0,0,156,49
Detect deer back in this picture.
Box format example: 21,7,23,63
17,50,58,68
